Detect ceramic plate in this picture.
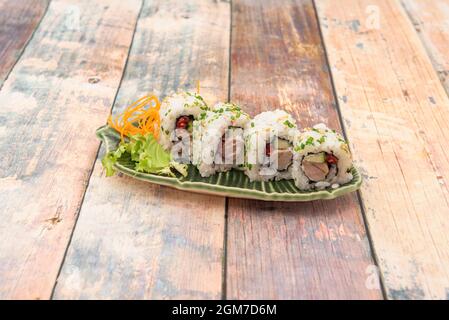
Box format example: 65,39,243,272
96,125,362,201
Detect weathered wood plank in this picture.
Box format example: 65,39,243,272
226,0,382,299
0,0,141,299
53,0,229,299
402,0,449,94
316,0,449,299
0,0,49,86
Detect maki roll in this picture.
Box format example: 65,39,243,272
292,123,353,190
193,103,250,177
158,91,208,162
244,110,298,181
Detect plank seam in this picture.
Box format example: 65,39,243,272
49,0,146,300
222,197,229,300
0,0,51,92
400,0,449,100
222,0,234,301
311,0,387,300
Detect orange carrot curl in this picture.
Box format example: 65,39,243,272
108,95,161,141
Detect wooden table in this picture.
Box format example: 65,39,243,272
1,0,448,300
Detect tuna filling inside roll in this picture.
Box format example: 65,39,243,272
301,152,338,182
266,138,293,171
217,127,244,165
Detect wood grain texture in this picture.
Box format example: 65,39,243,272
0,0,49,86
53,0,230,299
316,0,449,299
226,0,382,299
402,0,449,94
0,0,141,299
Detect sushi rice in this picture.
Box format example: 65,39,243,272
292,123,353,190
244,110,298,182
193,102,250,177
152,91,355,191
158,91,208,161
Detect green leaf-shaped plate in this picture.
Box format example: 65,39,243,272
96,125,362,201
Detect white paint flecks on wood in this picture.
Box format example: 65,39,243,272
402,0,449,95
316,0,449,299
0,0,141,299
53,0,230,299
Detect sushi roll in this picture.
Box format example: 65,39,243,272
158,91,208,162
292,123,353,190
244,110,298,181
193,102,250,177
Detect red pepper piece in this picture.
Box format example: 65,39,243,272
326,153,338,164
176,116,190,129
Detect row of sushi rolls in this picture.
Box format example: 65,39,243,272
157,91,354,191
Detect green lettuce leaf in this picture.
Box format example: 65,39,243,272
102,153,118,177
101,133,188,178
101,143,127,177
